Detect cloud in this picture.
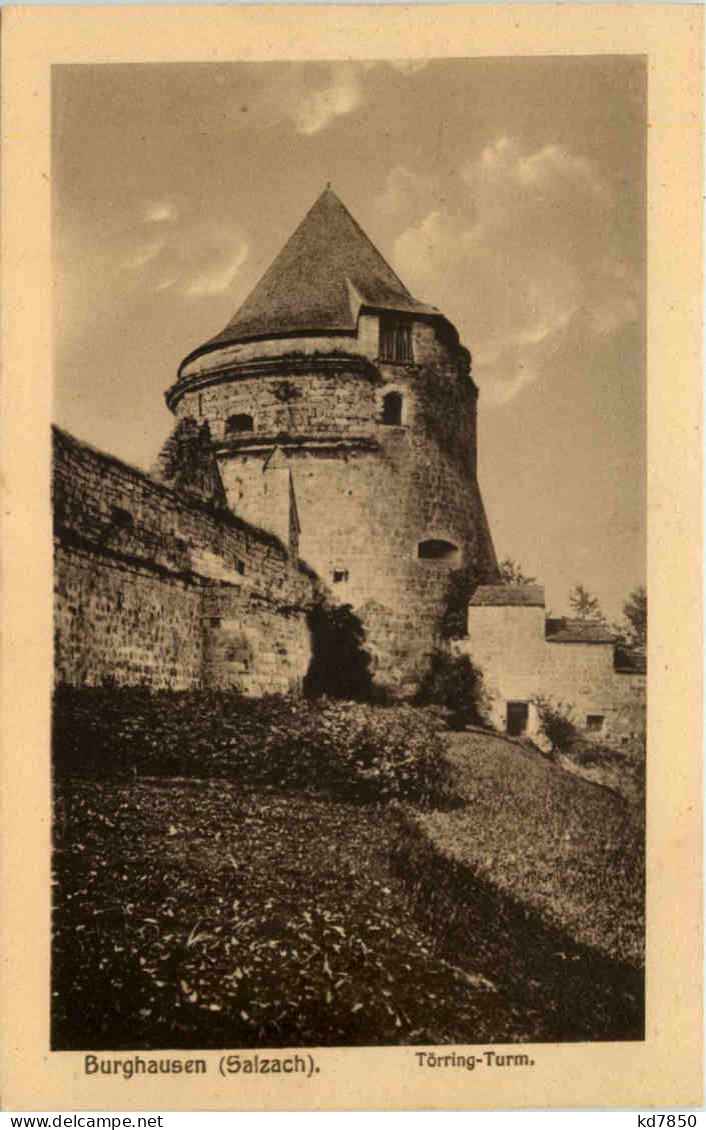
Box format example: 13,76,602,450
222,63,370,137
142,200,178,224
181,239,249,297
374,166,434,220
122,209,250,298
123,235,166,271
288,65,363,135
391,139,639,404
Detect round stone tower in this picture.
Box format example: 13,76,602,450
165,187,499,694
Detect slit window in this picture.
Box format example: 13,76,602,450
586,714,605,733
417,538,459,563
110,505,133,530
382,392,403,426
379,318,413,364
226,413,254,435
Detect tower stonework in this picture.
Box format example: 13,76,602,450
164,187,499,694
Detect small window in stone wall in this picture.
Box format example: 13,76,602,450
333,568,349,583
236,560,246,575
116,592,124,611
418,538,459,564
382,391,403,426
110,505,133,529
586,714,605,733
226,413,254,435
379,317,413,364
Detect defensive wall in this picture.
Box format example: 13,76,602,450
53,427,315,695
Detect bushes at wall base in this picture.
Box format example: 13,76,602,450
52,688,455,806
414,650,489,731
531,696,579,755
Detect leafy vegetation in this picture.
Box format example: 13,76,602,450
568,583,605,622
421,732,645,969
415,651,488,730
532,696,579,754
304,602,374,701
51,693,644,1049
619,585,647,648
53,780,531,1049
498,558,537,586
53,688,455,807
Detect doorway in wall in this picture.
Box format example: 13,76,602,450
506,701,529,736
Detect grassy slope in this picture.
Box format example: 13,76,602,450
421,732,644,966
52,707,644,1049
53,780,525,1050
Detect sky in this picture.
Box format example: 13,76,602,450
53,57,646,621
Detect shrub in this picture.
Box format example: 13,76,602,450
415,651,488,730
532,696,578,754
52,688,455,806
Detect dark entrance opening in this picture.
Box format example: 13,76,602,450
382,392,403,426
506,701,529,736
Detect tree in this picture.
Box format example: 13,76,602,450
621,585,647,648
568,583,604,622
499,557,536,586
415,651,489,730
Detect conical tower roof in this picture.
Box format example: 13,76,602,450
180,186,441,371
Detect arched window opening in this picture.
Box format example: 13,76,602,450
382,392,403,426
226,413,254,435
418,538,459,563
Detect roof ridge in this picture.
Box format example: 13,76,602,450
178,186,444,371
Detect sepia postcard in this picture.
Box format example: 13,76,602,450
1,3,702,1112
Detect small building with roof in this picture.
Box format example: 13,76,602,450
458,584,646,746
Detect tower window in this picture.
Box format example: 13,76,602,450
379,317,413,364
382,391,403,426
225,413,254,435
110,505,133,530
333,568,349,584
586,714,605,733
417,538,459,563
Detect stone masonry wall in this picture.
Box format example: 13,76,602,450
53,428,315,693
55,544,203,690
461,604,646,747
172,318,498,694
